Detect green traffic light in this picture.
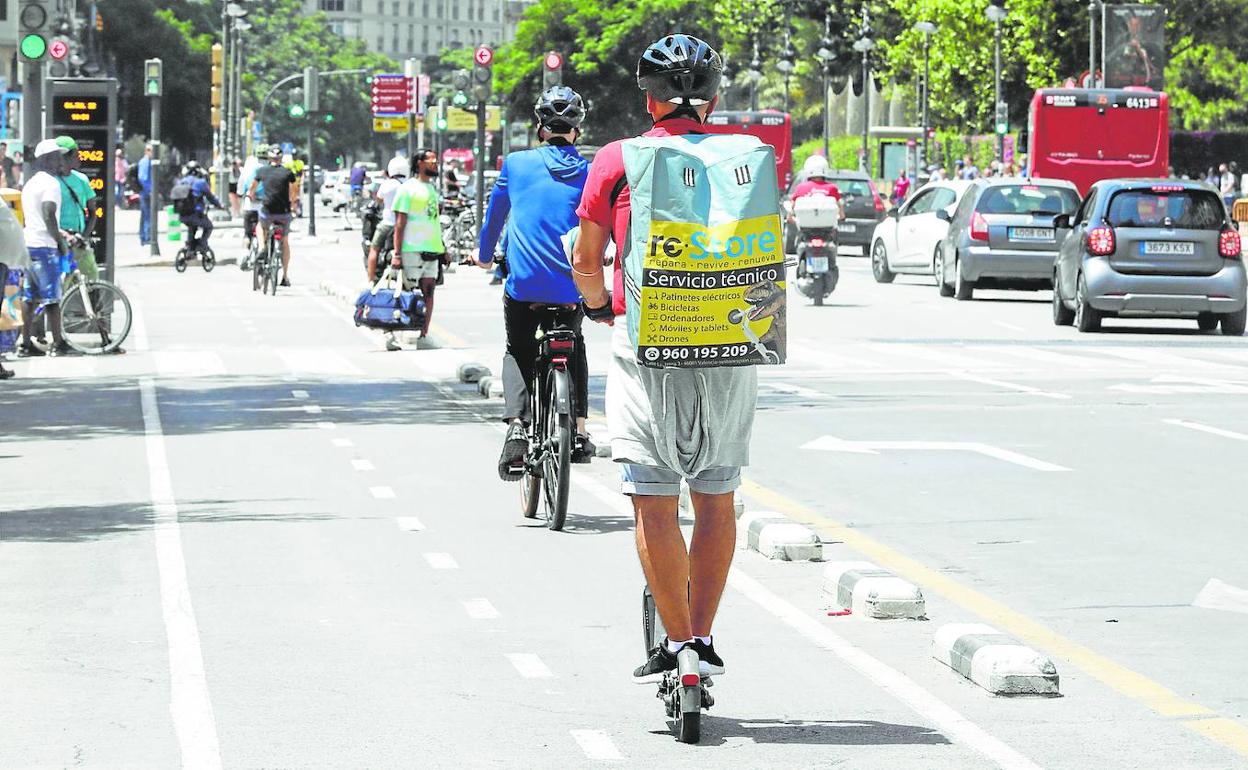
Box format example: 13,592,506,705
289,104,306,118
995,123,1008,135
437,119,448,131
20,34,47,60
324,113,334,123
452,91,468,107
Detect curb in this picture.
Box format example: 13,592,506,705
477,375,503,399
736,510,822,562
457,362,491,383
122,254,240,269
932,623,1060,695
822,561,926,620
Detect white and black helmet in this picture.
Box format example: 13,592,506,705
534,85,586,132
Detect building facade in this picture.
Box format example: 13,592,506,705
308,0,533,60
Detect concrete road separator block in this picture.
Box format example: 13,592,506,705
477,376,494,397
457,362,491,383
932,623,1059,695
487,379,504,399
822,561,926,620
736,511,821,561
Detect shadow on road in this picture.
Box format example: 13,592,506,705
0,499,340,542
654,716,951,747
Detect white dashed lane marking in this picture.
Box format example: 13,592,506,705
395,517,425,531
351,459,375,471
423,553,458,570
462,599,500,619
570,730,623,761
505,653,552,679
291,389,309,399
303,404,323,414
331,438,354,448
316,421,336,430
369,486,395,499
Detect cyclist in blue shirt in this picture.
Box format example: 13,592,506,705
175,161,222,253
476,86,594,478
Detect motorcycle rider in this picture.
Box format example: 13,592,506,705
790,154,842,208
476,86,595,477
365,156,408,283
572,35,757,681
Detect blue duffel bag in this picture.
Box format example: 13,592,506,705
354,267,425,330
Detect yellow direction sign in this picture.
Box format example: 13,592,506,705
373,115,410,133
446,106,501,132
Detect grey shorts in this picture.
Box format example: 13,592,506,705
619,463,741,497
371,222,394,250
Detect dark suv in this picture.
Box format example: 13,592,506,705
785,170,885,256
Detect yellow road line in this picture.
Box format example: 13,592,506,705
739,478,1248,758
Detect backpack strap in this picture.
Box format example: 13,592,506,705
608,175,628,210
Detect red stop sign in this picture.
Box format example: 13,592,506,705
544,52,563,71
474,46,493,66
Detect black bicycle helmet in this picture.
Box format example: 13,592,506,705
534,85,586,132
636,34,723,106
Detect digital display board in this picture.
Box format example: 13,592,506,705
49,80,118,282
52,98,109,128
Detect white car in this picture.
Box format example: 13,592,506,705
319,170,343,206
870,180,973,283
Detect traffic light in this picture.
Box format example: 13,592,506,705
437,116,448,132
452,91,469,108
451,69,470,107
472,46,493,103
19,0,51,62
144,58,163,97
288,87,306,118
994,101,1009,135
304,66,319,113
542,51,563,89
323,112,334,124
211,44,223,128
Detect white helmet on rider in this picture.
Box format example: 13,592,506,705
387,156,409,178
802,155,831,180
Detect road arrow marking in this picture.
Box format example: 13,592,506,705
1193,578,1248,615
801,435,1070,472
1164,419,1248,441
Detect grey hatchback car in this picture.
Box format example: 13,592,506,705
1053,179,1246,334
935,178,1081,300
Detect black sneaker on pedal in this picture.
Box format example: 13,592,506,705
571,433,595,464
689,638,725,676
632,641,679,684
497,421,527,481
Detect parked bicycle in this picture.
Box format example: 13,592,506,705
30,250,131,355
516,307,581,531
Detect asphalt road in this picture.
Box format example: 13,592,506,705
3,220,1248,769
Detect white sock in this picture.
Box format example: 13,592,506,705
665,638,693,654
695,636,712,646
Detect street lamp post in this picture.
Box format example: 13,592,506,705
220,2,248,204
234,20,251,164
853,6,875,177
986,2,1007,162
746,39,762,112
1088,0,1100,87
776,5,795,114
914,21,937,176
817,12,838,162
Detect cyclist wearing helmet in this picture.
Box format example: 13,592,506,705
175,160,222,255
249,146,299,286
573,34,754,683
237,144,267,270
477,85,594,477
366,156,408,285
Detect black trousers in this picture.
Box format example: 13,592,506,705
182,213,213,250
502,293,589,424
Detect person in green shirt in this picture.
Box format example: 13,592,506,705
55,136,100,282
391,148,448,339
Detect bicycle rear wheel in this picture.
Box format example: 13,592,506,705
541,368,572,531
252,250,263,291
60,279,132,354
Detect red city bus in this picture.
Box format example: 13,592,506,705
702,110,794,190
1027,88,1169,195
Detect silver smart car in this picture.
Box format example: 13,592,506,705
935,178,1081,301
1052,179,1247,334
